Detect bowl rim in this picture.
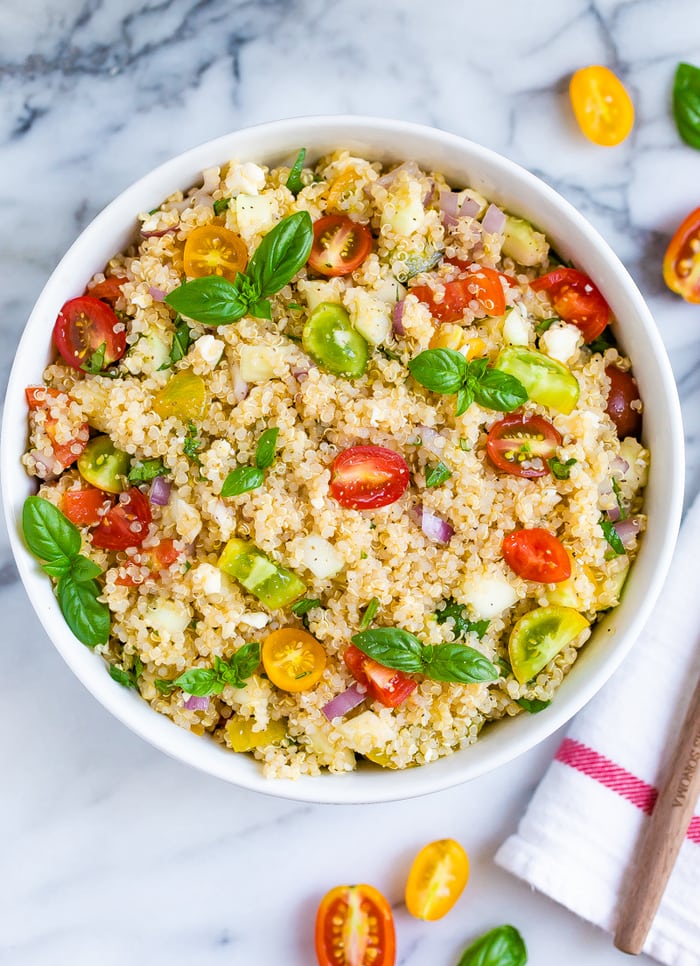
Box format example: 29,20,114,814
1,114,685,804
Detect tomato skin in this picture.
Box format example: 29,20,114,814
91,487,152,551
308,215,373,277
405,839,470,921
530,268,610,342
569,66,635,147
262,628,326,692
502,528,571,583
412,267,506,322
344,645,417,708
115,539,181,586
329,446,410,510
86,276,128,305
60,487,113,527
315,884,396,966
53,296,127,369
486,413,562,478
25,386,89,473
663,206,700,303
183,225,248,283
605,365,642,438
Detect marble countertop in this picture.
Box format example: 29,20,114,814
1,2,699,964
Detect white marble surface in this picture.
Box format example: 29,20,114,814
1,2,699,964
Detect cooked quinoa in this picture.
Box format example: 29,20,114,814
22,150,649,779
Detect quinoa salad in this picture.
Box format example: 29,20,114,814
20,150,648,779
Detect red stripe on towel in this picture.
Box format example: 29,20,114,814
555,738,700,843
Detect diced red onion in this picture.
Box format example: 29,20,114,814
149,476,171,506
376,161,421,188
141,225,179,239
322,684,366,721
459,196,481,218
481,203,507,235
292,366,311,382
423,180,436,207
612,456,630,474
392,300,406,336
184,694,210,711
231,365,249,402
148,286,166,302
439,191,460,220
607,503,621,523
613,516,642,548
410,504,454,544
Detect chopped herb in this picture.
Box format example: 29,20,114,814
588,330,615,354
183,422,204,468
600,517,626,556
548,456,577,480
612,477,627,519
425,460,452,488
459,438,470,452
160,318,192,370
213,198,230,215
255,427,279,470
285,148,307,196
81,342,108,375
360,551,368,560
535,318,558,335
285,332,302,343
495,656,512,677
128,457,168,484
155,678,178,696
109,655,143,690
436,598,490,641
287,302,302,310
148,206,160,215
410,437,423,446
516,697,551,714
359,597,380,631
291,597,321,617
369,522,376,531
377,345,402,362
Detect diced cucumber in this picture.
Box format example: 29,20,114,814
502,215,549,266
218,538,307,610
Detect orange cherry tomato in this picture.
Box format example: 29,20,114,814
569,65,635,147
25,386,89,475
502,528,571,583
411,267,506,322
262,628,326,692
530,267,610,342
183,225,248,282
308,215,373,277
315,884,396,966
405,839,470,921
663,206,700,303
60,487,113,527
86,276,128,305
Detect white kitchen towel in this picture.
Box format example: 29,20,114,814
496,493,700,966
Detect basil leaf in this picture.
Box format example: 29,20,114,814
154,678,178,696
588,331,615,354
359,597,380,632
246,211,314,299
457,924,528,966
22,496,81,563
423,643,499,684
41,556,72,578
547,457,577,480
612,476,627,519
425,461,452,488
351,627,425,674
165,275,250,326
56,574,110,648
408,348,467,395
160,318,192,368
109,664,138,689
81,342,107,374
70,555,103,583
290,597,322,616
221,465,265,497
249,298,272,321
516,697,551,714
183,422,204,467
496,656,512,677
456,384,473,416
436,599,489,640
285,148,306,196
600,517,626,556
534,318,557,336
472,368,528,412
128,457,168,483
213,197,230,215
174,668,222,696
673,62,700,149
220,641,261,688
255,427,279,470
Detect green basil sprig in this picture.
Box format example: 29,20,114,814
516,697,551,714
351,627,498,685
165,211,313,325
22,496,110,648
221,427,279,497
408,349,527,416
174,642,261,696
673,62,700,149
109,655,143,690
285,148,306,196
436,598,489,641
457,924,528,966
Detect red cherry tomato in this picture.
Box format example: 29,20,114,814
91,487,152,550
115,539,181,586
53,296,127,370
411,267,506,322
329,445,410,510
315,884,396,966
530,267,610,342
663,206,700,303
344,644,417,708
605,365,642,438
60,487,113,527
308,215,373,277
502,528,571,583
86,276,128,305
25,386,89,474
486,413,562,478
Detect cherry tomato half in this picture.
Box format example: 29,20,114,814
77,435,131,494
509,605,589,684
115,539,182,586
60,487,113,527
183,225,248,283
53,296,127,370
569,66,635,147
86,276,128,305
25,387,89,475
344,644,417,708
308,215,373,277
530,268,610,342
262,627,326,692
90,487,152,551
486,413,562,478
663,206,700,303
405,839,470,921
329,446,410,510
315,884,396,966
502,528,571,583
411,267,506,322
605,365,642,438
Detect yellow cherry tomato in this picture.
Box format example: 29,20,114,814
262,627,326,692
569,66,634,146
153,370,207,420
225,715,286,752
405,838,470,921
183,225,248,282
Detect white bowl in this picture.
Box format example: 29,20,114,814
2,116,684,803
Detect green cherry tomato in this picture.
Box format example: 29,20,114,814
218,538,307,610
302,302,368,377
77,435,131,494
494,346,580,415
508,604,589,684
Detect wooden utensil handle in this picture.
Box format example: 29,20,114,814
614,673,700,955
